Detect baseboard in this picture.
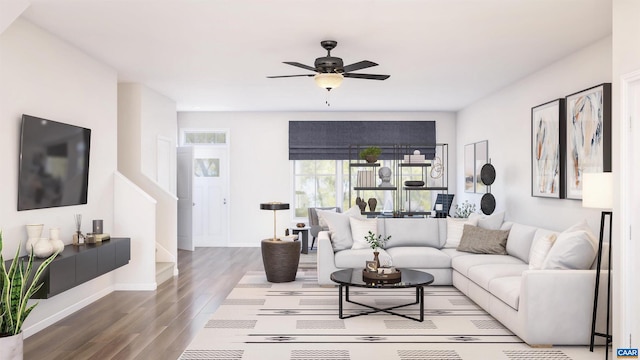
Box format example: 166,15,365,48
114,282,157,291
23,285,115,338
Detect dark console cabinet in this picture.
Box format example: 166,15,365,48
26,238,131,299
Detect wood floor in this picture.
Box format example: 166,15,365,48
24,247,264,360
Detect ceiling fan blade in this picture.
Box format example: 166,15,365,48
342,60,378,73
343,73,390,80
283,61,317,72
267,74,315,78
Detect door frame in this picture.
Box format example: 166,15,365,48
618,69,640,349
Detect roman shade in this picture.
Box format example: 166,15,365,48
289,121,436,160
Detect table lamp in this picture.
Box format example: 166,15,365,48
260,202,290,241
582,172,613,357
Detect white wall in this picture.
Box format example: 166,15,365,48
456,36,612,232
0,18,119,336
178,112,456,247
118,83,178,267
612,0,640,351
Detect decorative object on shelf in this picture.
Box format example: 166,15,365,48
355,197,367,212
356,170,376,187
73,214,85,245
296,223,306,228
367,198,377,212
403,149,425,163
92,219,103,234
260,202,290,241
25,224,43,255
49,228,64,253
430,156,444,179
565,83,612,200
359,146,381,163
582,172,613,356
1,231,58,358
404,180,424,187
33,237,55,258
378,166,393,187
531,98,565,199
480,162,496,215
454,200,476,218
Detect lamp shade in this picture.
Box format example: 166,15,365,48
582,172,613,209
314,73,343,90
260,202,290,211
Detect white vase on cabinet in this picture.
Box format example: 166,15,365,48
32,237,54,258
49,228,64,253
25,224,43,255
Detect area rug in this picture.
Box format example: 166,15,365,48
181,270,605,360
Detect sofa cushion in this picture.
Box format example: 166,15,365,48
467,263,528,290
469,211,505,230
383,218,441,248
318,206,362,251
444,217,478,248
542,221,597,270
506,223,538,263
349,217,378,250
529,233,557,270
335,248,393,268
457,225,509,255
385,247,452,268
452,253,525,276
488,276,522,310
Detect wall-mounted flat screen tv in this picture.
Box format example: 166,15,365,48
18,114,91,211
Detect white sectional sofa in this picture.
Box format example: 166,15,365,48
316,214,608,346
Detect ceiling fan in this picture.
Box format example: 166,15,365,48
267,40,390,91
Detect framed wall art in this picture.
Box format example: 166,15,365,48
464,143,475,193
474,140,488,193
531,98,565,198
564,83,612,200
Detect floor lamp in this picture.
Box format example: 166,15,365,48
582,172,613,359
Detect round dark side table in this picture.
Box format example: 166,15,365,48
261,239,301,282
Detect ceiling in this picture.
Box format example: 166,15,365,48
18,0,612,112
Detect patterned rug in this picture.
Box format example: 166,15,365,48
181,270,606,360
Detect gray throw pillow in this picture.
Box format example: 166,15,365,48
457,224,510,255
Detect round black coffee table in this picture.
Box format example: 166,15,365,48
330,268,434,322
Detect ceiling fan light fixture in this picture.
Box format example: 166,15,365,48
314,73,343,91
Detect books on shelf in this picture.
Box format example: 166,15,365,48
357,170,376,187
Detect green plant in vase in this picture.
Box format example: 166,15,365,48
364,230,391,268
1,230,58,358
359,146,382,163
454,200,476,218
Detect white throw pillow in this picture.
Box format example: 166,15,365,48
444,217,479,248
350,217,378,250
542,222,597,270
317,208,337,228
476,211,505,230
317,206,363,251
528,233,557,269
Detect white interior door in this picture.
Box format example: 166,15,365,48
177,146,194,251
192,147,229,247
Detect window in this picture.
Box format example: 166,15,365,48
293,160,348,218
181,130,227,145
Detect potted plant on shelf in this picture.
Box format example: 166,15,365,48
1,231,58,360
364,230,391,268
359,146,382,163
